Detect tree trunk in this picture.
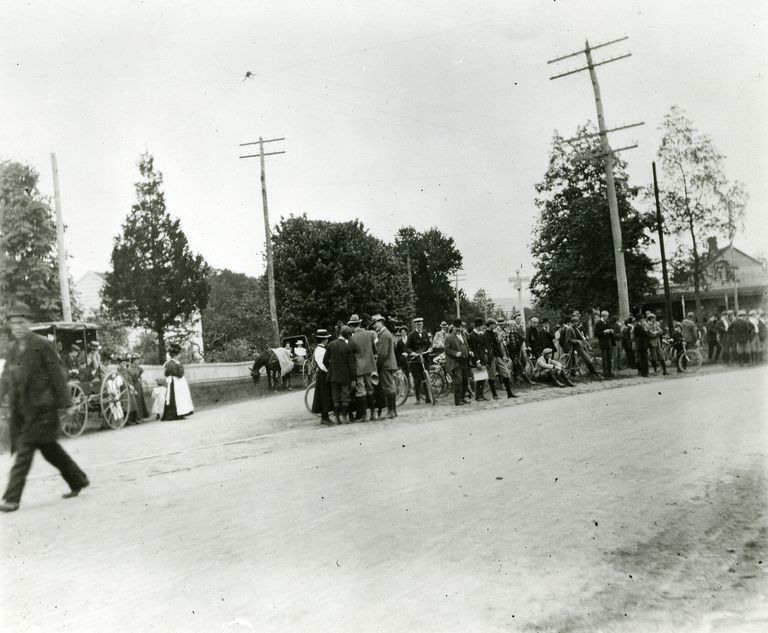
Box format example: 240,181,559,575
156,324,166,364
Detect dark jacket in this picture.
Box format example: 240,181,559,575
731,318,754,344
467,329,490,366
594,319,614,347
486,329,505,359
540,328,556,353
0,333,71,453
525,326,544,356
444,331,469,372
394,337,409,372
323,338,356,384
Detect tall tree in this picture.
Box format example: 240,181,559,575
530,124,656,316
0,160,67,321
272,215,411,335
394,226,462,328
102,153,210,362
202,269,272,361
656,106,747,317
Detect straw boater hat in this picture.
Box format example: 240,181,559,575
347,314,362,325
413,317,424,324
315,329,331,339
439,320,448,327
88,341,102,350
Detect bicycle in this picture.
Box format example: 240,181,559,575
408,351,435,405
662,337,703,373
560,345,599,380
429,353,475,401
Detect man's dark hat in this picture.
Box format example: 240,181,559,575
452,318,463,327
473,317,484,327
6,302,33,319
485,318,497,327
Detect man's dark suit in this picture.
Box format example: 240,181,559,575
0,332,88,506
594,318,614,376
467,329,490,399
323,338,356,412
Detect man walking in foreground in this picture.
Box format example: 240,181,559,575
0,303,89,513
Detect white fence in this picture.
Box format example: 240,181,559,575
138,361,254,385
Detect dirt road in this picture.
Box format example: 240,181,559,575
1,367,766,632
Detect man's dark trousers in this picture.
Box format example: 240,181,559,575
635,342,649,377
600,341,613,376
4,434,88,504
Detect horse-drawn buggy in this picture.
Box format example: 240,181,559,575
30,322,134,437
251,335,316,390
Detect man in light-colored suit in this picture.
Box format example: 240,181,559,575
372,314,398,419
348,313,378,421
444,318,470,406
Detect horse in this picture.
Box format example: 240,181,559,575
250,349,291,391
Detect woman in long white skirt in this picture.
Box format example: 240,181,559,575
161,343,194,420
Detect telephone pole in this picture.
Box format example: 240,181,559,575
454,270,466,319
50,153,73,322
239,137,285,346
652,162,673,332
508,267,531,331
548,36,643,322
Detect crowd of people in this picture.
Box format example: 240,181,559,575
308,306,768,425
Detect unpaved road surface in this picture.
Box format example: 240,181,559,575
1,367,767,632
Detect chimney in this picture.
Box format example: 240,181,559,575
706,236,718,257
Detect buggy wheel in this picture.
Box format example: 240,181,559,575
395,371,410,407
304,381,317,415
62,383,89,437
679,348,703,372
100,371,131,429
428,371,445,400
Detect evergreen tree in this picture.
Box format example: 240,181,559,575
102,153,210,362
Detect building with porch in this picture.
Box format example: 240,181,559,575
644,237,768,320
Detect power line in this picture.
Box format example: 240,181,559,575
239,136,286,346
548,37,644,321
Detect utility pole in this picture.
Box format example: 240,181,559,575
454,270,466,319
508,267,531,331
239,137,285,346
50,153,72,322
652,162,673,332
548,36,643,322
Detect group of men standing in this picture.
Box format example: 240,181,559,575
311,313,400,425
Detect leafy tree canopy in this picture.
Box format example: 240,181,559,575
272,215,412,336
530,123,657,316
202,269,272,361
102,153,210,362
394,226,462,329
0,160,67,322
656,106,748,315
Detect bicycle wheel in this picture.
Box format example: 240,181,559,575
680,348,703,372
100,371,131,429
62,383,89,437
428,370,445,401
304,381,317,414
395,372,409,407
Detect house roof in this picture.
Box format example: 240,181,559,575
710,244,764,267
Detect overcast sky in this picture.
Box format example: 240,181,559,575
2,0,766,306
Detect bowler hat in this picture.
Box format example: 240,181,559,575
485,318,497,326
452,318,463,327
473,317,484,327
5,302,33,319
